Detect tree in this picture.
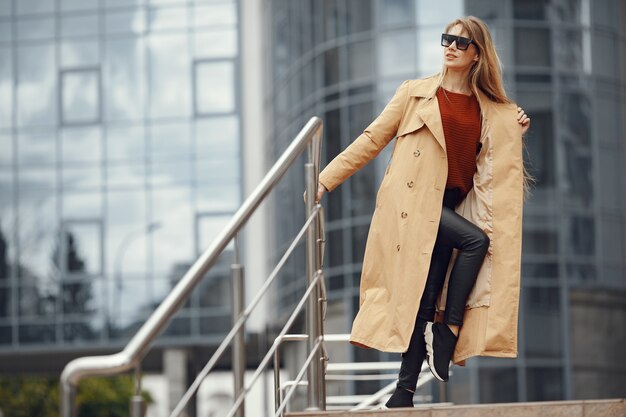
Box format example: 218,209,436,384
0,375,57,417
51,230,95,341
53,231,91,315
0,375,153,417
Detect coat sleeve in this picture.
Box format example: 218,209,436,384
318,79,410,192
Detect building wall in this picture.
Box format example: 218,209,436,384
569,287,626,400
0,0,243,356
240,0,270,332
266,0,626,405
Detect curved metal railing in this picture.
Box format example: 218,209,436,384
60,117,325,417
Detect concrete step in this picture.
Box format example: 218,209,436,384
286,398,625,417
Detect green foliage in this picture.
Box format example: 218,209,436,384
0,375,153,417
76,375,153,417
0,376,58,417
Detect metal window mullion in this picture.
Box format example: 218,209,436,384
507,2,527,403
98,0,110,344
144,0,154,346
552,22,572,401
188,0,200,338
55,0,65,347
7,0,17,349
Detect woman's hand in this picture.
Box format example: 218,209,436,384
517,106,531,136
303,183,328,204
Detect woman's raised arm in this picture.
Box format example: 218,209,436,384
317,79,410,193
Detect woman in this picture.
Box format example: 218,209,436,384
312,16,533,408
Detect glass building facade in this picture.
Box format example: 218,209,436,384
268,0,626,404
0,0,242,353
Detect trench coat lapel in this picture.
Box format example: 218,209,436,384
409,78,491,155
408,80,446,153
415,97,447,154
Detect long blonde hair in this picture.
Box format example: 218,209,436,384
434,15,536,201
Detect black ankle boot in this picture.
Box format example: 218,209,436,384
384,385,414,408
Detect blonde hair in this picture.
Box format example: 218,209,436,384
434,15,536,201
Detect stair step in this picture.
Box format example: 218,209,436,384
286,398,625,417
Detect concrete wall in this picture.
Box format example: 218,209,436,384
569,287,626,399
240,0,270,333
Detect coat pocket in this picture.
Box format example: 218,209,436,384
396,112,425,138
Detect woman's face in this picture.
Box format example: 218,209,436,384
442,24,479,70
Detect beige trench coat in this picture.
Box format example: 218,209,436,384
318,74,524,366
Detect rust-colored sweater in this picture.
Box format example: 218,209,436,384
436,86,482,203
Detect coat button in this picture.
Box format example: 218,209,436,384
407,181,414,188
413,150,421,157
401,212,408,218
396,244,401,251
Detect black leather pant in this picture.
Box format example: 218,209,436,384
397,188,490,391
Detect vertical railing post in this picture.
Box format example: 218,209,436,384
317,269,327,410
232,235,246,417
130,364,146,417
314,127,327,410
60,382,76,417
305,156,322,410
273,343,282,414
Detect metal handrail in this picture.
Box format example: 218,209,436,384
275,338,324,417
225,270,325,417
59,117,324,417
170,209,323,417
273,332,437,413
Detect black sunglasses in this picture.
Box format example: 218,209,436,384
441,33,476,51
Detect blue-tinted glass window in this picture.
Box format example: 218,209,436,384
16,0,55,15
524,287,562,359
61,40,100,68
193,2,237,28
61,126,102,164
104,37,145,121
17,44,56,127
60,13,99,37
149,34,191,118
515,27,551,67
61,69,101,125
104,8,146,35
60,221,102,277
194,60,236,115
416,0,462,26
0,47,12,129
194,29,237,59
0,1,12,17
592,0,619,30
60,0,98,12
526,367,563,401
379,0,413,27
479,367,518,403
149,6,188,31
513,0,547,20
379,30,415,77
17,17,55,41
566,216,595,256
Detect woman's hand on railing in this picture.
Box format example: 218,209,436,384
303,183,327,204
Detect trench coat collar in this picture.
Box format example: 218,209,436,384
408,75,491,154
